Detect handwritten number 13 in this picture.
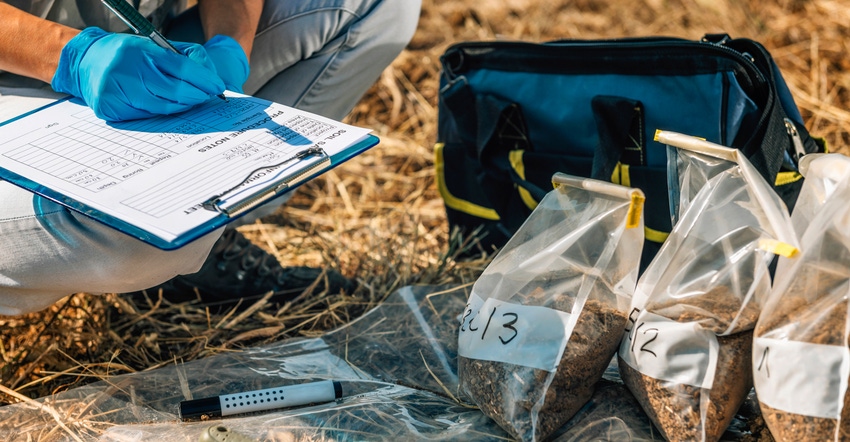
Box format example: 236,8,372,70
479,307,519,345
462,305,520,345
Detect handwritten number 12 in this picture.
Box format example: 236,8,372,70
629,322,659,358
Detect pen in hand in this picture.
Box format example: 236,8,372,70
99,0,229,102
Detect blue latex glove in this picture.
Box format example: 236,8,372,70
52,27,226,121
203,35,250,93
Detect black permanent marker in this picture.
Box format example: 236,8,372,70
100,0,229,102
179,380,343,422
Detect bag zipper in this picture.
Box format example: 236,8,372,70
442,37,767,93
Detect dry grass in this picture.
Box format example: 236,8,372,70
2,0,850,409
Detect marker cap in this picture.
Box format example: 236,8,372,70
179,395,222,421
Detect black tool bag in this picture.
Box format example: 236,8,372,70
435,34,824,269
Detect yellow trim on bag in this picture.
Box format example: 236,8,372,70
509,150,539,210
626,192,645,229
645,227,669,243
758,239,799,258
434,143,500,220
611,164,621,185
817,136,829,153
775,171,802,186
617,163,632,187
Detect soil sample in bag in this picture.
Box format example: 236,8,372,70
618,286,759,442
619,331,753,441
459,296,627,441
756,292,850,441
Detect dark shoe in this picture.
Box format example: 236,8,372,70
130,229,356,309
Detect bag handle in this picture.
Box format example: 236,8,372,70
440,79,541,230
590,96,646,179
723,38,822,190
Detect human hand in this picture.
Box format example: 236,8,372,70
203,35,250,93
51,27,225,121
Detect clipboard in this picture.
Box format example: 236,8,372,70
0,93,379,250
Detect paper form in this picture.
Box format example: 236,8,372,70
0,92,372,244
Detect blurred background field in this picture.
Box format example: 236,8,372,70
2,0,849,405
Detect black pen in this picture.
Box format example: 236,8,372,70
179,380,344,421
100,0,229,101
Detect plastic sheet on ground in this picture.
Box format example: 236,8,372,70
0,285,765,441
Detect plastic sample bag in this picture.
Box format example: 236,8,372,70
0,282,769,441
0,285,511,442
457,173,645,441
754,153,850,441
550,378,658,442
618,131,799,442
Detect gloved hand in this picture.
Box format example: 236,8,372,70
203,35,250,93
52,27,226,122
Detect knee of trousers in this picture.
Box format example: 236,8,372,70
246,0,423,117
365,0,422,50
0,207,221,315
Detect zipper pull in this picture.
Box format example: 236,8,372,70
701,33,731,45
784,118,807,164
701,34,755,62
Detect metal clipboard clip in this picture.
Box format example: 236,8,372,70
201,147,330,217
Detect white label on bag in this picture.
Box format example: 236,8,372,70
753,337,850,419
619,309,719,390
458,292,574,372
